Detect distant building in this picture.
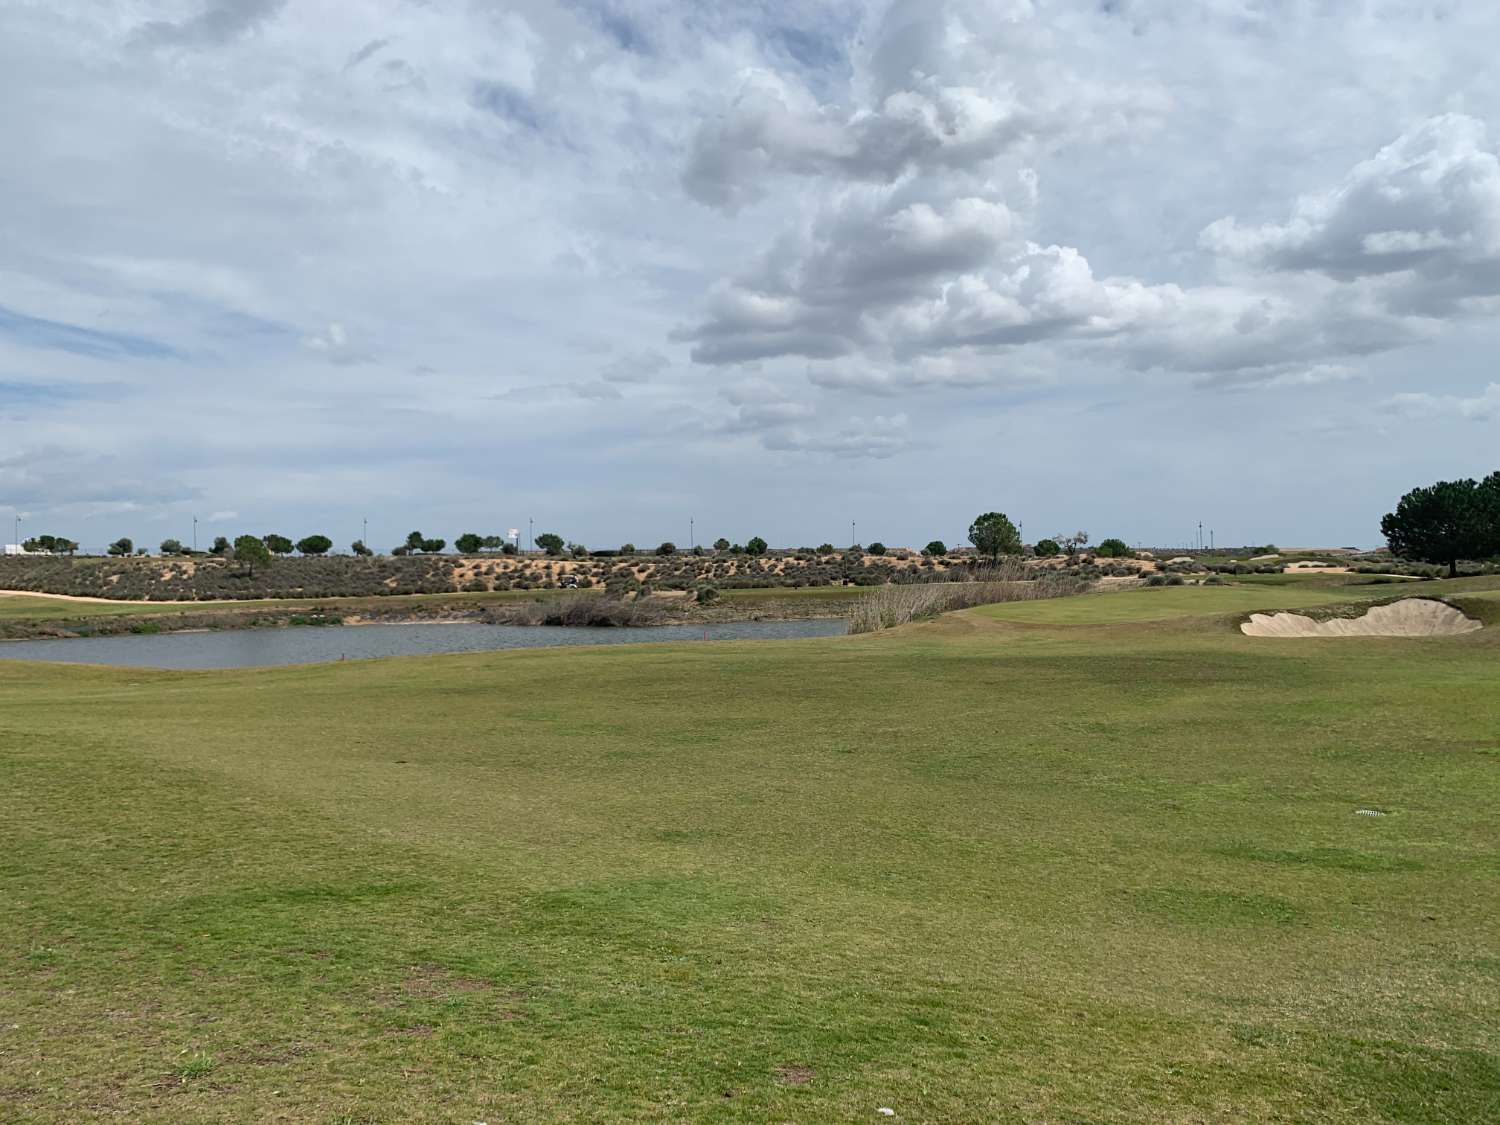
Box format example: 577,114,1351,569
3,544,32,556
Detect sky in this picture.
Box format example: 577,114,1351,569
3,0,1500,553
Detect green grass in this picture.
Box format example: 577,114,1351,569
2,581,1498,1121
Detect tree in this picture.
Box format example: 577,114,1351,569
1096,538,1134,559
297,534,333,556
867,542,887,556
657,541,677,556
160,538,185,556
421,538,446,554
969,512,1022,560
501,541,518,555
481,535,503,551
211,536,231,556
1381,475,1498,578
262,534,294,556
107,537,133,557
620,542,637,554
405,530,426,552
923,540,947,557
692,545,705,556
233,534,271,577
712,538,730,552
817,543,836,555
351,539,373,557
1035,538,1061,558
455,532,484,554
1056,531,1090,557
569,542,589,558
745,536,768,556
536,532,564,556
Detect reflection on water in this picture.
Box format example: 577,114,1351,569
0,619,849,670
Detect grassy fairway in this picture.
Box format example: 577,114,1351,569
3,587,1498,1120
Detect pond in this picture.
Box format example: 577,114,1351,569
0,618,849,670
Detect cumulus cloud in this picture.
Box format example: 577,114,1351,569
684,0,1164,210
136,0,287,49
1201,115,1500,311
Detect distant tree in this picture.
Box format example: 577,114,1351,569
454,532,484,554
501,542,518,555
620,543,637,554
692,545,704,556
405,530,426,552
391,545,410,556
745,536,768,556
923,540,947,557
421,538,446,554
657,541,677,556
867,542,887,556
536,532,564,556
1034,538,1061,558
817,543,836,555
481,535,503,551
233,534,271,577
211,536,231,556
297,534,333,556
262,534,294,556
159,538,185,556
1055,531,1090,557
351,539,374,557
107,537,133,557
569,542,589,558
1381,473,1499,578
730,543,745,554
712,538,730,552
969,512,1022,560
1096,538,1134,559
24,534,75,555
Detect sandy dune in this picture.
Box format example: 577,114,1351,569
1240,599,1482,638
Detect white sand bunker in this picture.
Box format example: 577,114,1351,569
1241,599,1482,638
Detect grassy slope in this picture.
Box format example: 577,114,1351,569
2,586,1498,1121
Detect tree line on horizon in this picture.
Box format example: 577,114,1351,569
11,475,1496,575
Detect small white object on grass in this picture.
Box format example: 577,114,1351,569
878,1109,896,1117
1355,809,1387,817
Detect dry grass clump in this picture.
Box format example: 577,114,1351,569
848,560,1088,633
492,594,677,628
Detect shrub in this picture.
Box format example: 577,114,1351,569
1096,538,1133,558
867,542,887,556
159,538,185,556
1035,538,1061,558
746,536,768,556
620,543,637,554
695,584,720,604
817,543,836,555
657,542,676,556
923,540,947,557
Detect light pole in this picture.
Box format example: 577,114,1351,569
690,516,694,550
12,514,19,549
528,517,533,554
851,520,856,548
192,516,198,553
363,518,368,551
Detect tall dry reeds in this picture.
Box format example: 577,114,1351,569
847,559,1088,634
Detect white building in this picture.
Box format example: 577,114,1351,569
4,544,31,556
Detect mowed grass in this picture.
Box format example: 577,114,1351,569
2,585,1499,1121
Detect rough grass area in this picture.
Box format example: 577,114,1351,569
2,581,1498,1121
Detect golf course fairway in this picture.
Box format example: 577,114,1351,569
3,581,1498,1121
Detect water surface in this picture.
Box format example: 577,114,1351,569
0,619,847,670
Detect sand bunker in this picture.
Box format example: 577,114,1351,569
1241,599,1482,638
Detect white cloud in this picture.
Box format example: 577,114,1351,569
1381,383,1500,422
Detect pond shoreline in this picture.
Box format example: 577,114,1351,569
0,594,852,642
